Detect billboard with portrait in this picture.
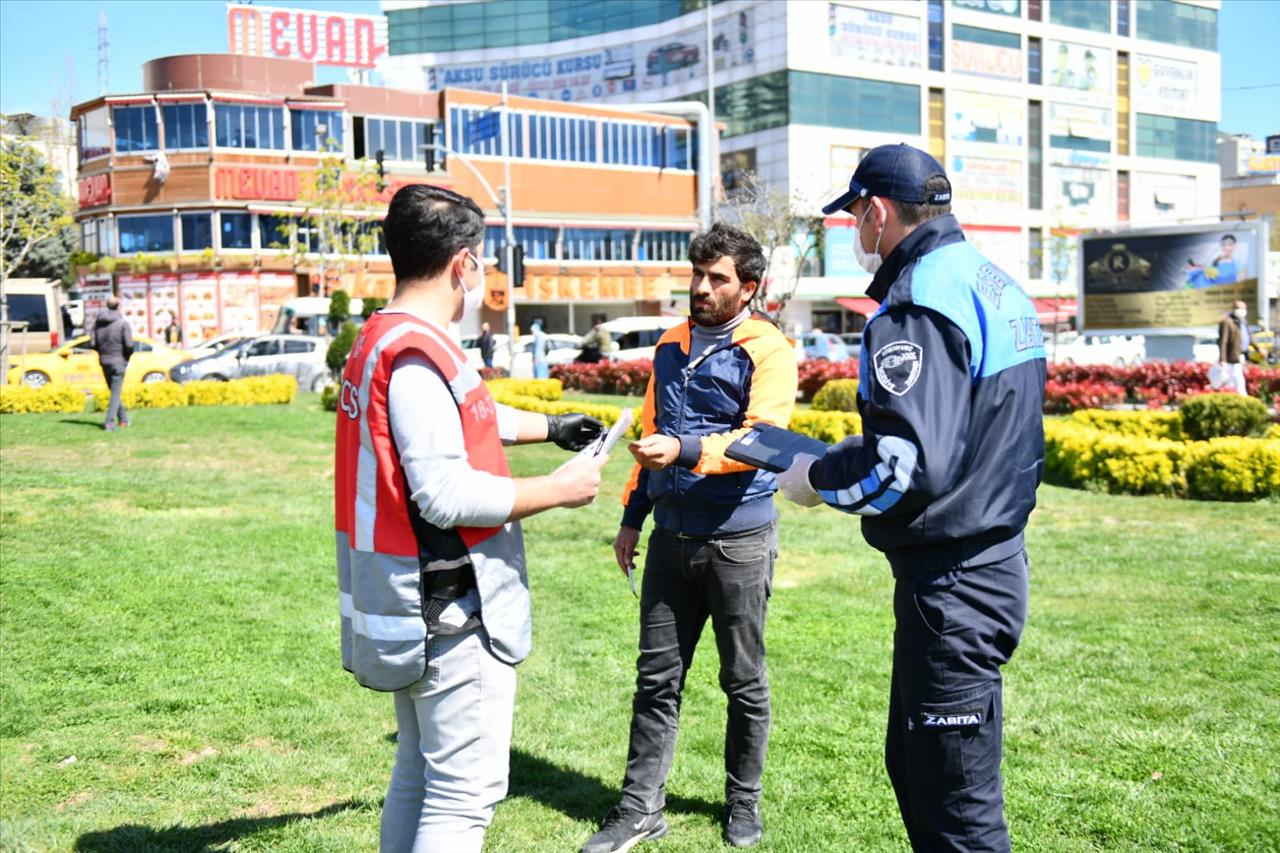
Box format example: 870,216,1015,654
828,4,921,68
1046,40,1112,104
948,90,1025,148
1080,222,1268,333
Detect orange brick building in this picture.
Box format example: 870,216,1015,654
71,53,701,343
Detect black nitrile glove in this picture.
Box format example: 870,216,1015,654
546,413,605,451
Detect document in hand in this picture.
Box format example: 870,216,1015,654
726,423,831,473
574,406,634,463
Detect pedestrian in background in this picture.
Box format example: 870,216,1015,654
163,311,183,347
582,223,798,852
92,296,133,431
531,320,549,378
1216,301,1249,394
778,144,1045,853
477,320,495,369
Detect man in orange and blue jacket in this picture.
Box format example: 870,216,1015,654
581,224,798,853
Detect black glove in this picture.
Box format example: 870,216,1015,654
546,413,605,451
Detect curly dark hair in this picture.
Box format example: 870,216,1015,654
688,223,766,285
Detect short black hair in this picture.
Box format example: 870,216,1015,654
383,184,486,286
1221,233,1237,243
688,223,766,286
890,174,953,227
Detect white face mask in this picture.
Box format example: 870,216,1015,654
459,250,485,320
1234,307,1247,320
853,200,885,275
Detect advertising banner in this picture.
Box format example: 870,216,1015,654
823,221,863,278
827,4,921,68
219,272,261,335
146,273,180,341
950,39,1022,81
953,0,1021,16
828,144,864,197
227,4,387,69
1046,40,1112,104
1051,166,1112,222
179,272,220,345
1048,104,1112,168
79,274,114,331
949,155,1023,212
1132,54,1197,117
948,90,1025,148
1080,223,1267,332
257,272,298,333
425,8,754,103
116,274,150,341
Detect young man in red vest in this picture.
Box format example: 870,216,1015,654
335,184,608,853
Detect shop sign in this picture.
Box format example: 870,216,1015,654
227,4,387,69
78,174,112,208
214,166,300,201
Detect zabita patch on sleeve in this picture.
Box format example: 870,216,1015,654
873,341,923,396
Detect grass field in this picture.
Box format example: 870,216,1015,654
1,395,1278,852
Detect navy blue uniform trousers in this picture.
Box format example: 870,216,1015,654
887,550,1029,852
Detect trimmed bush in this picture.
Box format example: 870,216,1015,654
0,384,88,414
812,379,860,413
798,359,859,401
326,320,359,375
1185,437,1280,501
487,378,563,401
321,383,338,412
551,360,653,396
88,376,298,411
1068,409,1183,440
1044,380,1126,414
1179,393,1269,440
789,410,862,443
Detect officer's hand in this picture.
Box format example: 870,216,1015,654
629,434,680,470
551,451,608,507
614,526,641,576
778,453,823,507
546,413,605,451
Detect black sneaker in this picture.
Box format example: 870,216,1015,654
723,799,763,848
580,805,668,853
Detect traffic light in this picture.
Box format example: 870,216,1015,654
375,149,386,190
510,244,525,289
424,144,435,173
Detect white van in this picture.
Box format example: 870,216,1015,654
601,315,686,362
270,296,364,337
3,278,67,356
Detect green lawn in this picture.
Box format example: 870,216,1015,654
1,397,1278,852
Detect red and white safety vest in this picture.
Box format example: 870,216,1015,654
335,311,531,691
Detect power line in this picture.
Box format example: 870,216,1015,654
1222,83,1280,90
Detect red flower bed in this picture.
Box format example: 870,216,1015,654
798,359,859,401
1043,380,1126,414
1044,361,1279,410
551,359,654,396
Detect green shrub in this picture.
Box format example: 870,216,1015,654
326,320,359,375
0,384,87,414
812,379,860,413
789,410,862,443
360,297,387,319
321,383,338,412
1069,409,1184,439
1179,393,1269,440
1185,437,1280,501
328,289,350,331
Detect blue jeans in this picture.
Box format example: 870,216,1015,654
101,362,129,427
620,523,776,813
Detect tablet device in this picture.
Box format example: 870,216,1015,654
726,423,831,473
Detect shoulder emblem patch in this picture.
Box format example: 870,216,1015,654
873,341,923,397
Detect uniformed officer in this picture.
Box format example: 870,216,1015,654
777,144,1046,852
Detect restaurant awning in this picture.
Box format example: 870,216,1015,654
835,297,881,316
1033,298,1077,324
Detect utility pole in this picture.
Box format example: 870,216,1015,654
705,1,715,202
97,10,109,96
499,82,516,367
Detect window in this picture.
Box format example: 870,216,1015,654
1117,170,1130,221
789,72,921,135
953,25,1021,49
1028,101,1043,210
515,226,557,260
78,107,111,160
247,338,281,357
1116,0,1130,36
698,71,789,139
81,218,112,255
180,213,212,251
118,214,174,253
214,103,285,149
1027,0,1041,20
363,116,432,161
1136,113,1216,162
527,113,598,164
1028,37,1042,85
637,230,692,262
283,339,315,354
1136,0,1216,49
562,228,632,261
113,105,159,153
1117,52,1131,155
162,103,208,150
928,89,945,162
220,212,253,249
1049,0,1111,33
291,109,344,151
259,215,291,251
928,0,945,71
1028,228,1043,279
7,294,50,332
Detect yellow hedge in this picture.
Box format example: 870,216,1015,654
1044,419,1280,500
1068,409,1183,439
0,384,88,414
789,410,862,443
89,376,298,411
486,378,563,401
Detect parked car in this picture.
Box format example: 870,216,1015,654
170,334,332,392
270,297,364,337
183,332,251,360
459,332,510,370
1247,328,1277,365
509,333,581,377
801,331,853,362
839,332,864,352
7,335,191,390
601,315,686,362
2,278,67,355
1048,332,1145,366
646,42,699,75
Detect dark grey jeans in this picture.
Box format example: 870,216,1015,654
101,362,129,427
619,522,776,814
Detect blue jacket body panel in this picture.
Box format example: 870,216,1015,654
809,215,1047,576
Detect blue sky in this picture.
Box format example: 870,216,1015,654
1,0,1277,138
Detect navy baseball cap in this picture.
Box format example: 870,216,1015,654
822,143,952,215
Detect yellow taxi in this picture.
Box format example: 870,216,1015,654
6,336,192,391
